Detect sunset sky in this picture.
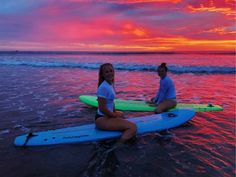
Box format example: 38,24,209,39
0,0,235,52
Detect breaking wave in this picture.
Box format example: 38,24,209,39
0,60,235,74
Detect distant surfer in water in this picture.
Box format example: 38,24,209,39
95,63,137,143
151,63,177,113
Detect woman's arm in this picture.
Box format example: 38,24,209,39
156,80,168,104
98,97,116,118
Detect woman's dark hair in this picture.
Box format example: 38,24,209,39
98,63,114,87
158,62,168,71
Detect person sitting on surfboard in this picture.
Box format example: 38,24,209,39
151,63,177,113
95,63,137,143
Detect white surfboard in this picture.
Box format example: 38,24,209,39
14,109,195,147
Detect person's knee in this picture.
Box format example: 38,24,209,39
129,123,137,135
155,107,164,113
172,100,177,107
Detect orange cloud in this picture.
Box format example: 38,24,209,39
1,36,235,51
105,0,182,4
133,36,236,51
66,0,182,3
203,27,236,35
122,23,148,37
187,1,236,19
188,5,235,16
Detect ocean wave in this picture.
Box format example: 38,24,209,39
0,60,235,74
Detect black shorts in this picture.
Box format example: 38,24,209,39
95,113,103,120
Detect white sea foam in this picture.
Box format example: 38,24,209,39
0,129,10,135
0,60,234,74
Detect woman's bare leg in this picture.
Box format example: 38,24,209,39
155,100,177,114
95,117,137,142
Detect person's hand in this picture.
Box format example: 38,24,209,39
150,97,156,103
146,98,156,106
114,111,124,118
146,100,153,104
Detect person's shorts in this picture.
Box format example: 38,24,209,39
168,98,177,101
95,113,103,121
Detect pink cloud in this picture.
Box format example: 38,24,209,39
0,0,235,51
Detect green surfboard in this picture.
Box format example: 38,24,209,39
79,95,223,112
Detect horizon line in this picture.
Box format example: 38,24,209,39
0,50,235,55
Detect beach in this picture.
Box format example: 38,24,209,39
0,51,235,177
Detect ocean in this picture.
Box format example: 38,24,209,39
0,51,235,177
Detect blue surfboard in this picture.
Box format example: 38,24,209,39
14,109,195,147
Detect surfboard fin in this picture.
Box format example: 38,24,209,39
23,132,38,147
